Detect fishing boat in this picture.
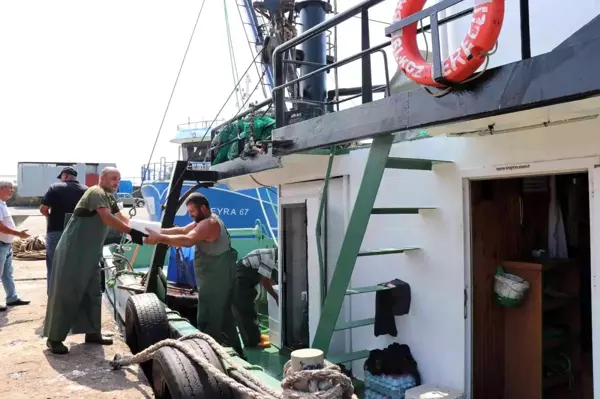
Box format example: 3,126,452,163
102,0,600,398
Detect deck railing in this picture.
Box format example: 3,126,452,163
272,0,532,129
208,0,533,162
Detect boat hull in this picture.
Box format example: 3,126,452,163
140,182,278,237
139,182,279,284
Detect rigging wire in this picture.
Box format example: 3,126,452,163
161,49,268,202
192,48,265,158
352,15,391,26
139,0,207,190
201,67,267,162
233,0,269,97
223,0,243,108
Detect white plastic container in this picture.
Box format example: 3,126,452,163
128,219,161,240
405,385,464,399
267,284,281,347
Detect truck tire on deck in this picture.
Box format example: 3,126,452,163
125,293,170,381
152,338,234,399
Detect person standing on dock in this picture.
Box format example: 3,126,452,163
39,167,87,294
43,167,148,355
233,247,278,349
144,193,244,356
0,181,31,312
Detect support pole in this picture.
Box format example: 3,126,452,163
296,0,331,114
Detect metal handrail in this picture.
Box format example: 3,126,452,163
273,0,388,127
211,98,273,134
177,119,223,130
208,0,474,160
141,161,177,181
270,0,493,128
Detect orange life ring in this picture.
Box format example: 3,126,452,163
391,0,505,88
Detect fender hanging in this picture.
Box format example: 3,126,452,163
391,0,505,88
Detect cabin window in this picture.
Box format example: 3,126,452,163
181,142,210,161
281,202,310,351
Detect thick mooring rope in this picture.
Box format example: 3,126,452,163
12,236,46,260
110,332,354,399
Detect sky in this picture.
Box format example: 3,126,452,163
0,0,423,182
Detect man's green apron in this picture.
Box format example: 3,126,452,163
43,186,118,342
194,215,244,356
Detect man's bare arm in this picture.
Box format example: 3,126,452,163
161,222,197,235
260,276,279,305
0,221,28,238
97,208,132,233
39,205,50,217
115,211,130,223
149,219,218,247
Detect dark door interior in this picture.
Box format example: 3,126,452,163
281,202,310,352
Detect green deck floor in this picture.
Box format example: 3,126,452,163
245,345,289,379
244,309,289,379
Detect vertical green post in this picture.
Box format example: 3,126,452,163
311,134,394,353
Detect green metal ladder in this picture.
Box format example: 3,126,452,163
311,134,450,363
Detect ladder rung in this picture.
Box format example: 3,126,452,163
357,247,419,257
386,157,452,170
328,350,370,364
371,207,435,214
335,318,375,331
345,285,391,295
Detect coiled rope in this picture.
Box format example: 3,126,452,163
110,332,354,399
12,236,46,260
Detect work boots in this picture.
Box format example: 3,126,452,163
46,334,112,355
257,334,271,349
85,333,113,345
46,340,68,355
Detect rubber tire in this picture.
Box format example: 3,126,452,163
125,293,170,382
152,338,234,399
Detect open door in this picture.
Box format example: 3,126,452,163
280,202,310,352
591,165,600,398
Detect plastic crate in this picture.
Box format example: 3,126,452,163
364,370,417,399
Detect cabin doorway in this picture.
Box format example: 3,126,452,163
467,171,594,399
280,202,310,352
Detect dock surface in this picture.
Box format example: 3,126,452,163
0,208,153,398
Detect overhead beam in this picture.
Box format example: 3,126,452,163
209,153,281,180
272,30,600,156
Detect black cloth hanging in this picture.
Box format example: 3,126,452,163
374,279,411,337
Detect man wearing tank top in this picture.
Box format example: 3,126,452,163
144,193,244,357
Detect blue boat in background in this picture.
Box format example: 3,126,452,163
138,121,279,286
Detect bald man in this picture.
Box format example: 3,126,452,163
43,167,148,355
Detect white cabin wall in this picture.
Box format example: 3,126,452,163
341,117,600,390
445,0,599,70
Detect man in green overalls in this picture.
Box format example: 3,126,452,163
144,193,243,356
233,247,278,349
43,167,148,355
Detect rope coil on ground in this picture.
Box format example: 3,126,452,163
110,332,354,399
12,236,46,260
